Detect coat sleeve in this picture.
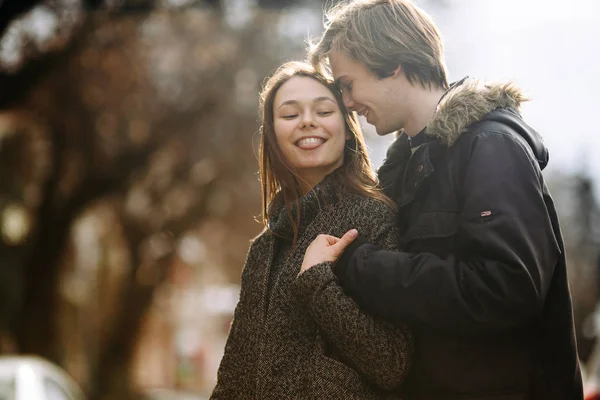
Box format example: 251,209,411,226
334,131,560,336
292,205,413,391
210,241,261,399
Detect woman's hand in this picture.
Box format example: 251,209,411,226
299,229,358,275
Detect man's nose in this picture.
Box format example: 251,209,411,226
342,91,355,111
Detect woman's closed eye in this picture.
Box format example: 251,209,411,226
282,114,299,119
317,110,334,116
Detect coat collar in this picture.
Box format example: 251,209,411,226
268,170,342,241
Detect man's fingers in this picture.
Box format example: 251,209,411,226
331,229,358,254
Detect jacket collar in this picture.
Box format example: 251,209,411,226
425,77,527,146
378,77,528,200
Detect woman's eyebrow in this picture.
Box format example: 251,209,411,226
277,96,336,109
314,96,336,104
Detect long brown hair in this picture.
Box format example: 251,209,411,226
258,61,393,245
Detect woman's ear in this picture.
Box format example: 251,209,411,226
345,131,351,140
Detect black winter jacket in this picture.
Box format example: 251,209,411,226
335,78,583,400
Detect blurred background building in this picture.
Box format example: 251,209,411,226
0,0,598,399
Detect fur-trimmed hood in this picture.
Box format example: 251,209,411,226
426,78,527,147
425,77,549,169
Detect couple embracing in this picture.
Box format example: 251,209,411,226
211,1,583,399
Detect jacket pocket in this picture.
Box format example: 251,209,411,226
401,210,459,248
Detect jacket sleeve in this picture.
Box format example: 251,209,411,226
334,131,560,336
211,242,260,399
292,208,412,391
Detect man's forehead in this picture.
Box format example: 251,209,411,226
328,50,346,80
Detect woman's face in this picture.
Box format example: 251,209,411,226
272,76,350,187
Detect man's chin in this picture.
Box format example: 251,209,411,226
374,125,395,136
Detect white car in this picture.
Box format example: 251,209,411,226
0,356,85,400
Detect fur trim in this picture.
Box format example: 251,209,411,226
426,78,528,146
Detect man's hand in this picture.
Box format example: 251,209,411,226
299,229,358,275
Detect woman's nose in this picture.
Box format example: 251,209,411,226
299,111,316,128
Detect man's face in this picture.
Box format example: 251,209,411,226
329,49,407,136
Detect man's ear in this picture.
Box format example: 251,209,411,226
391,65,402,78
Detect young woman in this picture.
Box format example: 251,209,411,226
210,61,412,399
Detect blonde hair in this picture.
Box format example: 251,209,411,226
309,0,449,90
258,61,393,246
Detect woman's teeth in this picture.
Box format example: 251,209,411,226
296,137,325,149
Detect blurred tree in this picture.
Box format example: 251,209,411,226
573,175,600,362
575,176,600,248
0,1,281,399
547,172,600,365
0,0,326,396
257,0,297,8
0,0,41,36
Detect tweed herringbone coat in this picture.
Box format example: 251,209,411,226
210,174,412,399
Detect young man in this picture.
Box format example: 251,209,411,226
299,0,583,399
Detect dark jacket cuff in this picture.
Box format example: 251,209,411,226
334,233,369,278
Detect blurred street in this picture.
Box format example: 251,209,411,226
0,0,598,399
